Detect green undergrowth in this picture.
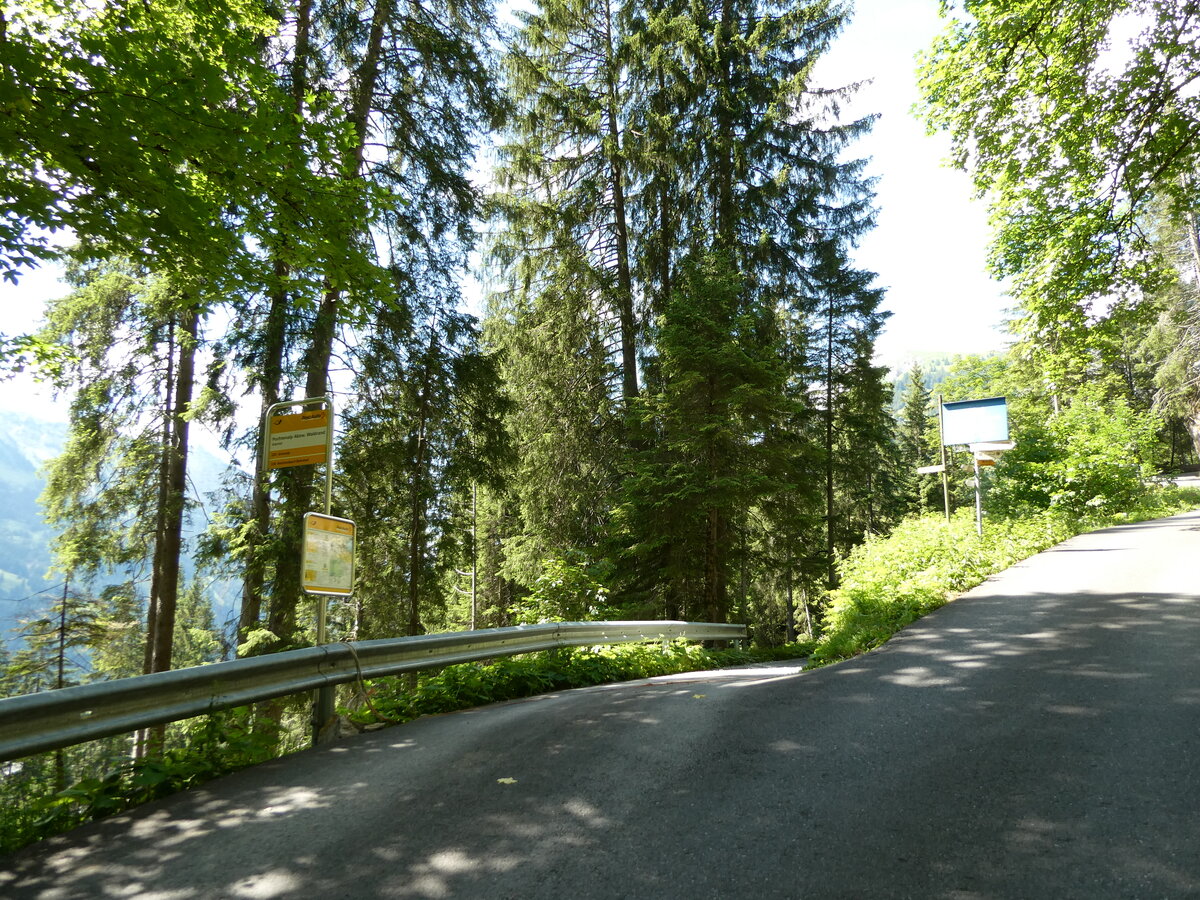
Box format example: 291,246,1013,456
346,640,813,728
811,486,1200,666
0,708,283,855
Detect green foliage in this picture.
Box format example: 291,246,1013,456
989,386,1162,516
813,511,1067,663
918,1,1196,315
891,356,956,408
917,0,1200,414
338,309,510,639
939,352,1167,515
895,362,941,514
0,0,294,280
0,333,74,384
0,707,277,854
171,581,223,669
6,587,102,695
89,584,146,681
618,251,782,619
488,0,886,630
508,552,614,624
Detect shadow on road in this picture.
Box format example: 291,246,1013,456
3,583,1199,898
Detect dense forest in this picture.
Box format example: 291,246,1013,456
1,0,1199,788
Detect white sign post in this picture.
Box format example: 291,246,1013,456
941,397,1013,536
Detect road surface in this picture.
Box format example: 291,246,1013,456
4,510,1200,898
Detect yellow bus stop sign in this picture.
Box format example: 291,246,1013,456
302,513,355,596
267,408,330,469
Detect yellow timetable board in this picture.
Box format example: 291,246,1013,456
302,513,356,596
267,408,330,469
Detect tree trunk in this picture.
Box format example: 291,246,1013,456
144,320,175,676
54,580,68,789
240,261,288,645
703,373,727,623
1181,174,1200,284
602,0,638,408
470,482,477,630
825,301,836,590
406,336,437,636
149,307,198,675
1187,404,1200,461
243,0,311,647
269,290,336,646
657,66,673,317
801,585,813,638
784,566,796,644
714,0,736,248
270,0,394,645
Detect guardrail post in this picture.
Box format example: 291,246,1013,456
312,604,336,747
313,692,337,744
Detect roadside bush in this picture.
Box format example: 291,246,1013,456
0,707,279,854
989,385,1161,517
507,551,615,624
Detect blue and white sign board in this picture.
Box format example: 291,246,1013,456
942,396,1009,446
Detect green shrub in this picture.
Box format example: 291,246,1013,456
0,707,279,854
989,385,1162,517
507,551,615,624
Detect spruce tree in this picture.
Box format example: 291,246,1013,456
227,0,501,649
487,0,891,624
338,304,509,639
495,0,641,409
897,363,941,514
38,258,208,679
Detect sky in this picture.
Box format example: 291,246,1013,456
0,0,1010,423
814,0,1011,367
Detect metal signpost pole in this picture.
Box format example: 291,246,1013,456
938,394,951,523
305,511,356,746
315,402,334,744
940,396,1013,539
260,396,339,744
973,454,983,536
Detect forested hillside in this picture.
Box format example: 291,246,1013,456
0,0,905,678
0,0,1198,769
888,353,956,410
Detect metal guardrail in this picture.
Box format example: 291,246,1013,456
0,620,745,763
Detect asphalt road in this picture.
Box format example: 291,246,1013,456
4,510,1200,899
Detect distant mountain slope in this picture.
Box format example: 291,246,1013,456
0,418,66,613
0,413,243,646
886,350,1002,410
